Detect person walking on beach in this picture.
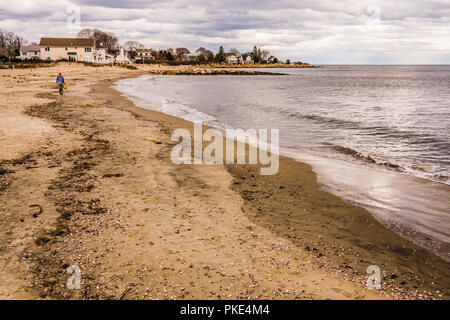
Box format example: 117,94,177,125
56,72,65,95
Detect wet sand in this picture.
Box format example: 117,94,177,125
0,63,448,299
289,152,450,262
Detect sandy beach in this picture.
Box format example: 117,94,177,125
0,63,448,300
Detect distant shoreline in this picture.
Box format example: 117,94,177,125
206,63,317,68
3,60,316,71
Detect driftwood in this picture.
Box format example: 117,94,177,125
118,288,131,300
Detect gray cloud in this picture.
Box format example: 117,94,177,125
0,0,449,63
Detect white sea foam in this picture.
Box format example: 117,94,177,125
114,78,223,127
159,99,217,124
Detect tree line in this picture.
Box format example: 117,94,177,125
1,27,287,64
76,28,285,64
122,43,281,64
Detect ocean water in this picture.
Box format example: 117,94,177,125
114,65,450,261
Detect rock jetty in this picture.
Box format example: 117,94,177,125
150,69,285,75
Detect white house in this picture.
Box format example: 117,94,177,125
39,38,96,62
241,54,254,64
225,53,239,64
135,49,154,62
93,46,114,64
18,45,41,60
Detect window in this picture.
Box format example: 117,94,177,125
85,47,92,52
45,47,50,51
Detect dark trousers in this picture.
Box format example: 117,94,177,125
59,84,64,95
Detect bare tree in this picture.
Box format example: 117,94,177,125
205,49,214,62
151,50,159,59
123,40,145,51
123,41,145,59
94,29,118,52
261,49,270,61
0,29,26,58
195,47,214,63
175,47,190,60
77,28,118,53
229,47,240,55
196,47,207,55
0,30,5,55
77,28,92,39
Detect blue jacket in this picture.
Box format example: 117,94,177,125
56,75,65,84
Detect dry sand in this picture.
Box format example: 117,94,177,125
0,63,448,300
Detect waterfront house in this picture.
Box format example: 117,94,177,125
241,53,254,64
135,49,155,62
225,53,239,64
93,45,114,64
18,45,41,60
39,38,96,62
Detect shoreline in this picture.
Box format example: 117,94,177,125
115,73,450,262
0,63,448,299
147,68,286,75
109,74,450,299
107,74,449,299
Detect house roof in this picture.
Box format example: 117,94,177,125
225,53,238,57
136,49,153,53
39,38,94,47
20,45,41,52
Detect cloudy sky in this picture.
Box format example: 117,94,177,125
1,0,449,64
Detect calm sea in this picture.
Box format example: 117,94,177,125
114,65,450,261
